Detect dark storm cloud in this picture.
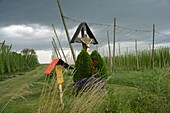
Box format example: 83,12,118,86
61,0,170,30
0,0,61,26
1,0,170,28
0,0,170,51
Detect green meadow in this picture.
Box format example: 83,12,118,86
0,65,169,113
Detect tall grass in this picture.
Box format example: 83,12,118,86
105,47,170,70
38,71,107,113
105,68,170,113
130,69,170,113
0,41,39,74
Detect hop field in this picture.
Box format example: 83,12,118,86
104,47,170,71
0,41,39,75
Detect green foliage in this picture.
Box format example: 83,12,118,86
0,65,169,113
105,69,170,113
73,49,92,82
90,50,107,78
113,47,170,70
130,70,169,113
0,41,39,74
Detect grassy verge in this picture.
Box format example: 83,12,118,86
105,68,170,113
0,65,47,113
0,65,169,113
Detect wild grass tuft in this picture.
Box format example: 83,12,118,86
38,71,107,113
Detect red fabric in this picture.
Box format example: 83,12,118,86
43,58,60,74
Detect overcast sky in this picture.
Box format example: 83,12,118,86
0,0,170,63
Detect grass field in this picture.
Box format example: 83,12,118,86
0,65,169,113
0,65,46,113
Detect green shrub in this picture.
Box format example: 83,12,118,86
90,50,107,78
73,49,92,82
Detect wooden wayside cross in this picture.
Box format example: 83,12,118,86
70,22,98,54
79,28,94,54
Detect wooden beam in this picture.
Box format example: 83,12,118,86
107,30,113,72
52,38,62,58
52,24,68,63
57,0,76,63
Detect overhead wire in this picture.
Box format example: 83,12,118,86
155,31,170,38
64,15,111,27
61,14,170,55
155,31,170,44
116,25,152,33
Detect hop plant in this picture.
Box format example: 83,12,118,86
73,49,93,82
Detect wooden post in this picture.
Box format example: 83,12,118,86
106,48,109,64
58,84,64,108
55,65,64,109
57,0,76,63
135,39,139,70
96,45,98,52
52,24,68,63
149,44,151,52
126,47,128,70
149,44,152,68
151,24,155,69
52,38,62,58
102,48,105,57
107,30,113,72
126,47,128,55
102,48,105,63
113,17,116,71
118,43,121,56
51,41,59,58
118,43,121,69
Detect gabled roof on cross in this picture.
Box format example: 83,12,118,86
43,58,74,74
70,22,98,44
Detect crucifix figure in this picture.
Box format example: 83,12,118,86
79,26,94,54
71,22,98,54
80,38,93,54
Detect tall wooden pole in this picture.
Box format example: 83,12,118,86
51,41,59,58
126,47,128,55
149,44,152,68
149,44,151,52
52,38,62,58
118,43,121,56
57,0,76,63
151,24,155,69
113,17,116,71
135,39,139,70
107,30,113,72
117,43,121,69
126,47,129,70
102,48,105,57
96,45,98,52
52,24,68,63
